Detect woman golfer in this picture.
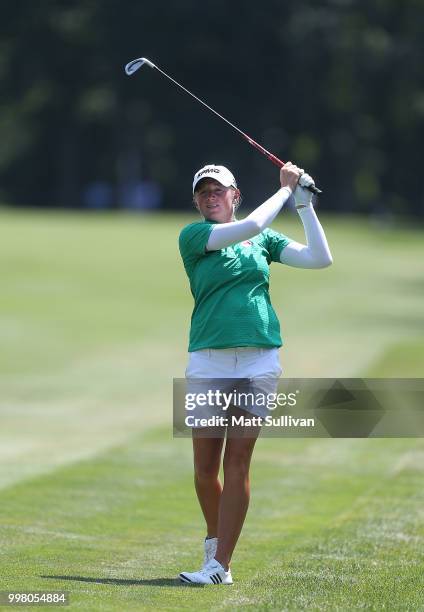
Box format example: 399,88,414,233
178,162,332,585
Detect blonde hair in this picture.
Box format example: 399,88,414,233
232,188,242,212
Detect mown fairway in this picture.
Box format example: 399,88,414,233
0,209,423,610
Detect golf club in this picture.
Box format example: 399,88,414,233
124,57,322,195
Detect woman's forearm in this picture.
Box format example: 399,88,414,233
206,187,292,251
280,207,333,269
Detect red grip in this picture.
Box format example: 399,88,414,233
242,134,285,167
242,133,322,194
266,153,285,168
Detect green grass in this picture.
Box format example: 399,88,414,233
1,432,424,610
0,208,423,610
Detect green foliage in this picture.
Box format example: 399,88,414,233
0,2,423,214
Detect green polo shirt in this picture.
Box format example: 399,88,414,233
179,220,292,352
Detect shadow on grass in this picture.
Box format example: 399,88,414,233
40,575,203,588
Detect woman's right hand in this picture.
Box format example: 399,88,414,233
280,161,303,192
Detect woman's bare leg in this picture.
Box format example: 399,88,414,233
192,433,225,537
214,411,260,569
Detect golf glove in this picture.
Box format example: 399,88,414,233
294,173,315,208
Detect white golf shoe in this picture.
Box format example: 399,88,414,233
179,558,233,585
203,537,218,567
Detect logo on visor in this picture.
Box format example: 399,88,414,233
197,168,220,178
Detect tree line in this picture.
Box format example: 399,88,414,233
1,0,423,215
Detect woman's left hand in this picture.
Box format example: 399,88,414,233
294,173,315,208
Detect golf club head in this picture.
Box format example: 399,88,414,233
124,57,155,76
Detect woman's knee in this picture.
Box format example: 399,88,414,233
192,437,223,482
223,452,251,479
194,461,220,482
223,435,256,477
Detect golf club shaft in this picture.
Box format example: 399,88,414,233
128,59,322,194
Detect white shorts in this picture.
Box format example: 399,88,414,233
186,347,282,379
185,347,282,420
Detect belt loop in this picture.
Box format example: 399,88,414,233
208,348,211,358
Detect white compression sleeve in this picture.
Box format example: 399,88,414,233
206,186,292,251
279,206,333,269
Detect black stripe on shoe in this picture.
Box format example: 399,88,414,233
179,573,192,583
211,573,222,584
